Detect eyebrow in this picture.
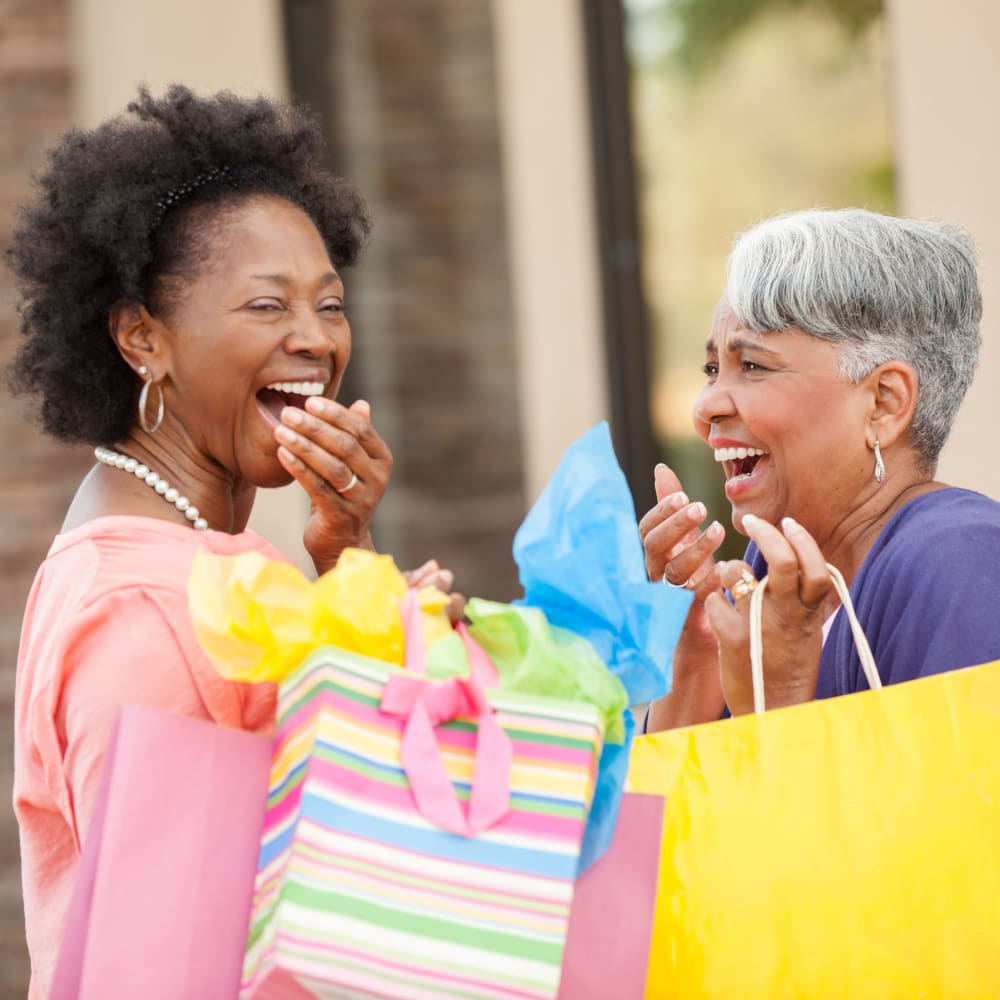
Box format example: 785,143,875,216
250,271,342,285
704,334,783,359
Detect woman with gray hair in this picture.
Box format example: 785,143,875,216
639,208,1000,726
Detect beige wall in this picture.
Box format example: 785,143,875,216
887,0,1000,498
72,0,287,123
490,0,611,502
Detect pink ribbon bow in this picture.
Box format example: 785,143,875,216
379,593,511,837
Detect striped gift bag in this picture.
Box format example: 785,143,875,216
240,643,604,1000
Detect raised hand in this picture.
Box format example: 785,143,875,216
275,396,392,574
404,558,467,623
641,463,725,596
639,463,727,730
706,514,832,715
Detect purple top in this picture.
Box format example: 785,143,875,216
746,488,1000,697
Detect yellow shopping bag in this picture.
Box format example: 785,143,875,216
628,566,1000,999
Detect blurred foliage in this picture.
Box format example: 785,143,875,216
639,0,883,77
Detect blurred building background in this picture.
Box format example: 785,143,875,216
1,0,997,991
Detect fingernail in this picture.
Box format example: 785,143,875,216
655,462,666,473
304,396,325,414
438,569,454,590
667,492,687,511
690,501,706,520
742,513,759,526
274,425,296,444
282,406,303,426
707,521,723,538
782,516,800,532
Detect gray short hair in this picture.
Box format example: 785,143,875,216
725,208,982,470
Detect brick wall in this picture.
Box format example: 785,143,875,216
0,0,81,993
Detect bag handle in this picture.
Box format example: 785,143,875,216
749,563,882,714
453,621,501,688
382,590,512,836
401,590,499,688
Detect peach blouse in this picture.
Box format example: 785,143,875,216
13,517,283,999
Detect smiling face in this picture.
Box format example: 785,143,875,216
693,296,875,540
153,195,350,487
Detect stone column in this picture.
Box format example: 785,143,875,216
887,0,1000,496
491,0,611,501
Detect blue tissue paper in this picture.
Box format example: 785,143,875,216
513,421,693,871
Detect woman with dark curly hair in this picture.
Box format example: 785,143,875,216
7,86,439,996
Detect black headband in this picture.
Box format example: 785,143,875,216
151,164,231,231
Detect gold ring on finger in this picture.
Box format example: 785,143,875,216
731,569,758,601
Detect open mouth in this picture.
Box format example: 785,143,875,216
714,446,768,481
257,380,326,421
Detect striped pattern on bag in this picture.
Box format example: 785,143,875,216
241,647,604,1000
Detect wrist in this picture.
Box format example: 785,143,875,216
646,672,725,731
725,676,817,716
307,528,376,576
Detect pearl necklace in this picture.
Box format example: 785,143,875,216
95,446,209,531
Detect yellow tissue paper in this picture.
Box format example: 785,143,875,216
189,547,452,683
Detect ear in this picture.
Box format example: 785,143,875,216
862,360,918,450
109,299,169,379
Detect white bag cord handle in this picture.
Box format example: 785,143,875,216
749,562,882,714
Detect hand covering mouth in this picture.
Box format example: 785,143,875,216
713,445,768,479
257,380,327,419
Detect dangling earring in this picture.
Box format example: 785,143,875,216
137,364,165,434
873,438,886,484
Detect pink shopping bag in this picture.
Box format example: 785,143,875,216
557,791,664,1000
51,705,273,1000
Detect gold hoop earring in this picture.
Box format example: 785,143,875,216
873,438,886,484
137,364,165,434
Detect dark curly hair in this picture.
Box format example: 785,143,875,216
5,85,372,445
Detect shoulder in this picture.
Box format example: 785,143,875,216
880,486,1000,534
17,522,278,767
18,519,287,698
45,517,289,603
865,488,1000,579
844,488,1000,686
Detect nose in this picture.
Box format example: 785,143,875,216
692,376,736,434
282,304,344,358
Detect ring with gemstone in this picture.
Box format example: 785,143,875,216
731,569,758,601
336,472,359,495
